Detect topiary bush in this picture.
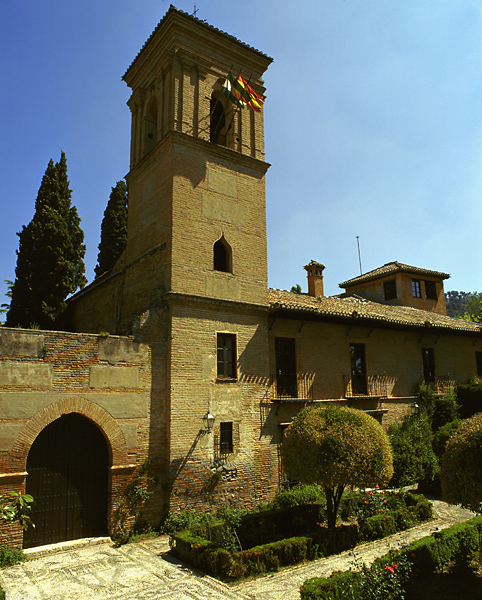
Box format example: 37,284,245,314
283,405,393,528
441,412,482,513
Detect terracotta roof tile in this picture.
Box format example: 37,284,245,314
339,261,450,288
268,288,481,334
123,5,272,80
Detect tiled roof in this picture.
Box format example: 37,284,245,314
339,262,451,288
268,288,481,334
123,5,273,80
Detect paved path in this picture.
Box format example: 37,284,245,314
0,500,474,600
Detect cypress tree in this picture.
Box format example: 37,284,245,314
95,180,128,278
6,152,87,329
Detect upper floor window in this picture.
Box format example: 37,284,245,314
383,280,397,301
217,333,236,379
349,342,367,395
213,236,232,273
425,280,437,300
412,280,421,298
422,347,435,384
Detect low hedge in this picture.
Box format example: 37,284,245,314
300,515,482,600
171,532,314,579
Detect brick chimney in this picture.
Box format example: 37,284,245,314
304,261,325,297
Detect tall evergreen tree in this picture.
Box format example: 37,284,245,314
6,152,86,329
95,180,128,277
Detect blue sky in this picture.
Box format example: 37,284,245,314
1,0,481,315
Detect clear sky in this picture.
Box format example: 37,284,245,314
1,0,481,316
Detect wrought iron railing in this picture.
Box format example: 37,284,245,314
269,373,315,401
435,376,457,394
344,374,397,398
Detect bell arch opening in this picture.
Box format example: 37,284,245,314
24,413,110,549
210,91,234,148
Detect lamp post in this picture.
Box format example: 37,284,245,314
411,402,419,416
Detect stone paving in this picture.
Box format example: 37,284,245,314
0,500,474,600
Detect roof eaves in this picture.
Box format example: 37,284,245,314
123,5,273,81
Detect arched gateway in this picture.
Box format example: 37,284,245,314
24,413,109,548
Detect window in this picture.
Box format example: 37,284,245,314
217,333,236,379
383,280,397,301
220,422,234,453
412,280,421,298
349,343,367,395
422,348,435,383
213,236,232,273
425,280,437,300
476,351,482,377
275,337,297,398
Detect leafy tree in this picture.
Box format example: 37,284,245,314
6,152,86,329
0,280,13,325
441,412,482,513
95,180,128,278
283,405,393,528
460,291,482,323
445,290,471,318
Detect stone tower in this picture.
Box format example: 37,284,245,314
71,7,277,513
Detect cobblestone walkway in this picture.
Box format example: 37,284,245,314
0,500,474,600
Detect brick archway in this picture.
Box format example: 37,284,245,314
10,397,129,471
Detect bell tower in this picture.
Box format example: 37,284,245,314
120,7,272,321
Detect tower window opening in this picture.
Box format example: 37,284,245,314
213,236,232,273
143,98,158,156
210,91,234,147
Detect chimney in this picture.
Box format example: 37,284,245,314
304,261,325,297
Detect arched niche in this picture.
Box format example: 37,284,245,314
213,235,233,273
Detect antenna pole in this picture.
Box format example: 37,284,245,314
356,236,363,275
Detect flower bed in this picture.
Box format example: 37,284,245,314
300,516,482,600
169,490,432,581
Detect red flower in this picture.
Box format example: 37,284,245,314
384,565,395,574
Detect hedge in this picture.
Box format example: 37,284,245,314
300,515,482,600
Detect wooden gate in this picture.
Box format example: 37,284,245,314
24,413,109,548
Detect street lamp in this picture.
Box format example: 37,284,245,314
411,402,419,416
202,412,215,434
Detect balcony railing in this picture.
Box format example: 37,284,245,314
344,374,397,398
269,373,314,401
435,376,457,395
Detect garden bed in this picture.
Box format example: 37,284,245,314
169,489,432,581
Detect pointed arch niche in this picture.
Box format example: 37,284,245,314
213,235,233,273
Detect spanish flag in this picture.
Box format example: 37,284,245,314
221,72,264,112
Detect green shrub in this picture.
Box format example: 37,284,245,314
433,419,462,459
441,412,482,513
432,391,460,431
311,523,358,555
160,509,216,535
389,412,437,486
359,512,397,541
0,546,25,568
271,484,326,509
456,382,482,419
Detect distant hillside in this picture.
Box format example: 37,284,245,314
445,290,471,318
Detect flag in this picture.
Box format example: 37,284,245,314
220,72,247,109
220,72,264,112
237,76,264,112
